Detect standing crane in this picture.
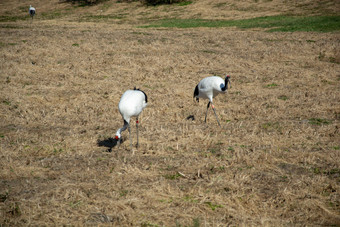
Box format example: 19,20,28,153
29,5,35,21
193,75,230,127
115,88,148,152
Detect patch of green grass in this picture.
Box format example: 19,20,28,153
53,148,64,154
278,95,288,100
191,218,200,227
227,146,234,152
318,51,326,61
8,202,21,216
262,122,273,129
0,192,8,202
201,49,217,54
319,52,340,64
159,197,173,203
141,16,340,32
308,118,331,125
325,169,340,176
0,15,27,22
141,222,160,227
177,1,192,6
101,2,113,11
312,167,340,176
183,195,198,203
83,13,127,21
72,43,79,47
18,6,28,12
164,172,182,180
262,122,281,132
119,190,129,197
69,200,82,208
41,11,63,20
205,201,223,211
208,148,216,154
313,167,321,174
214,2,227,8
166,146,175,151
329,56,340,64
280,175,288,182
131,31,152,35
2,99,11,105
176,218,200,227
266,83,278,88
0,24,23,29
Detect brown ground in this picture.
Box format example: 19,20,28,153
0,0,340,226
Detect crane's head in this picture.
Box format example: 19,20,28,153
114,133,121,147
115,131,121,140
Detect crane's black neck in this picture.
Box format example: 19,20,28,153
193,85,199,102
118,120,129,135
221,76,230,92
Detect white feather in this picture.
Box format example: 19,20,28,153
196,76,226,102
118,90,147,123
193,75,230,126
29,5,35,18
115,89,147,141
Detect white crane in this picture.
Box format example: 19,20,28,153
29,5,35,21
193,75,230,127
115,88,148,151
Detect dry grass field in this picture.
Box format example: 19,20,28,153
1,0,340,226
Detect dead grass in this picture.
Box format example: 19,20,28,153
0,0,340,226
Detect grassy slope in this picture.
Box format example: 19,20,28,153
0,0,340,226
141,16,340,32
1,0,340,24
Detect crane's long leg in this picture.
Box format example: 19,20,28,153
128,124,132,152
204,102,210,123
136,118,139,148
211,103,221,127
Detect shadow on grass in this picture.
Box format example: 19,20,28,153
97,137,123,152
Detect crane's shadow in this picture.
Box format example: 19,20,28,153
97,137,124,153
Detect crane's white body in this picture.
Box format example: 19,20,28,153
194,75,230,126
115,89,147,150
118,90,147,124
29,5,35,18
195,76,226,102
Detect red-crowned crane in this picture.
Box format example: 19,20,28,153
193,75,230,127
29,5,35,21
115,88,148,152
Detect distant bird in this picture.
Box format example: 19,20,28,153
115,88,148,151
193,75,230,126
29,5,35,20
